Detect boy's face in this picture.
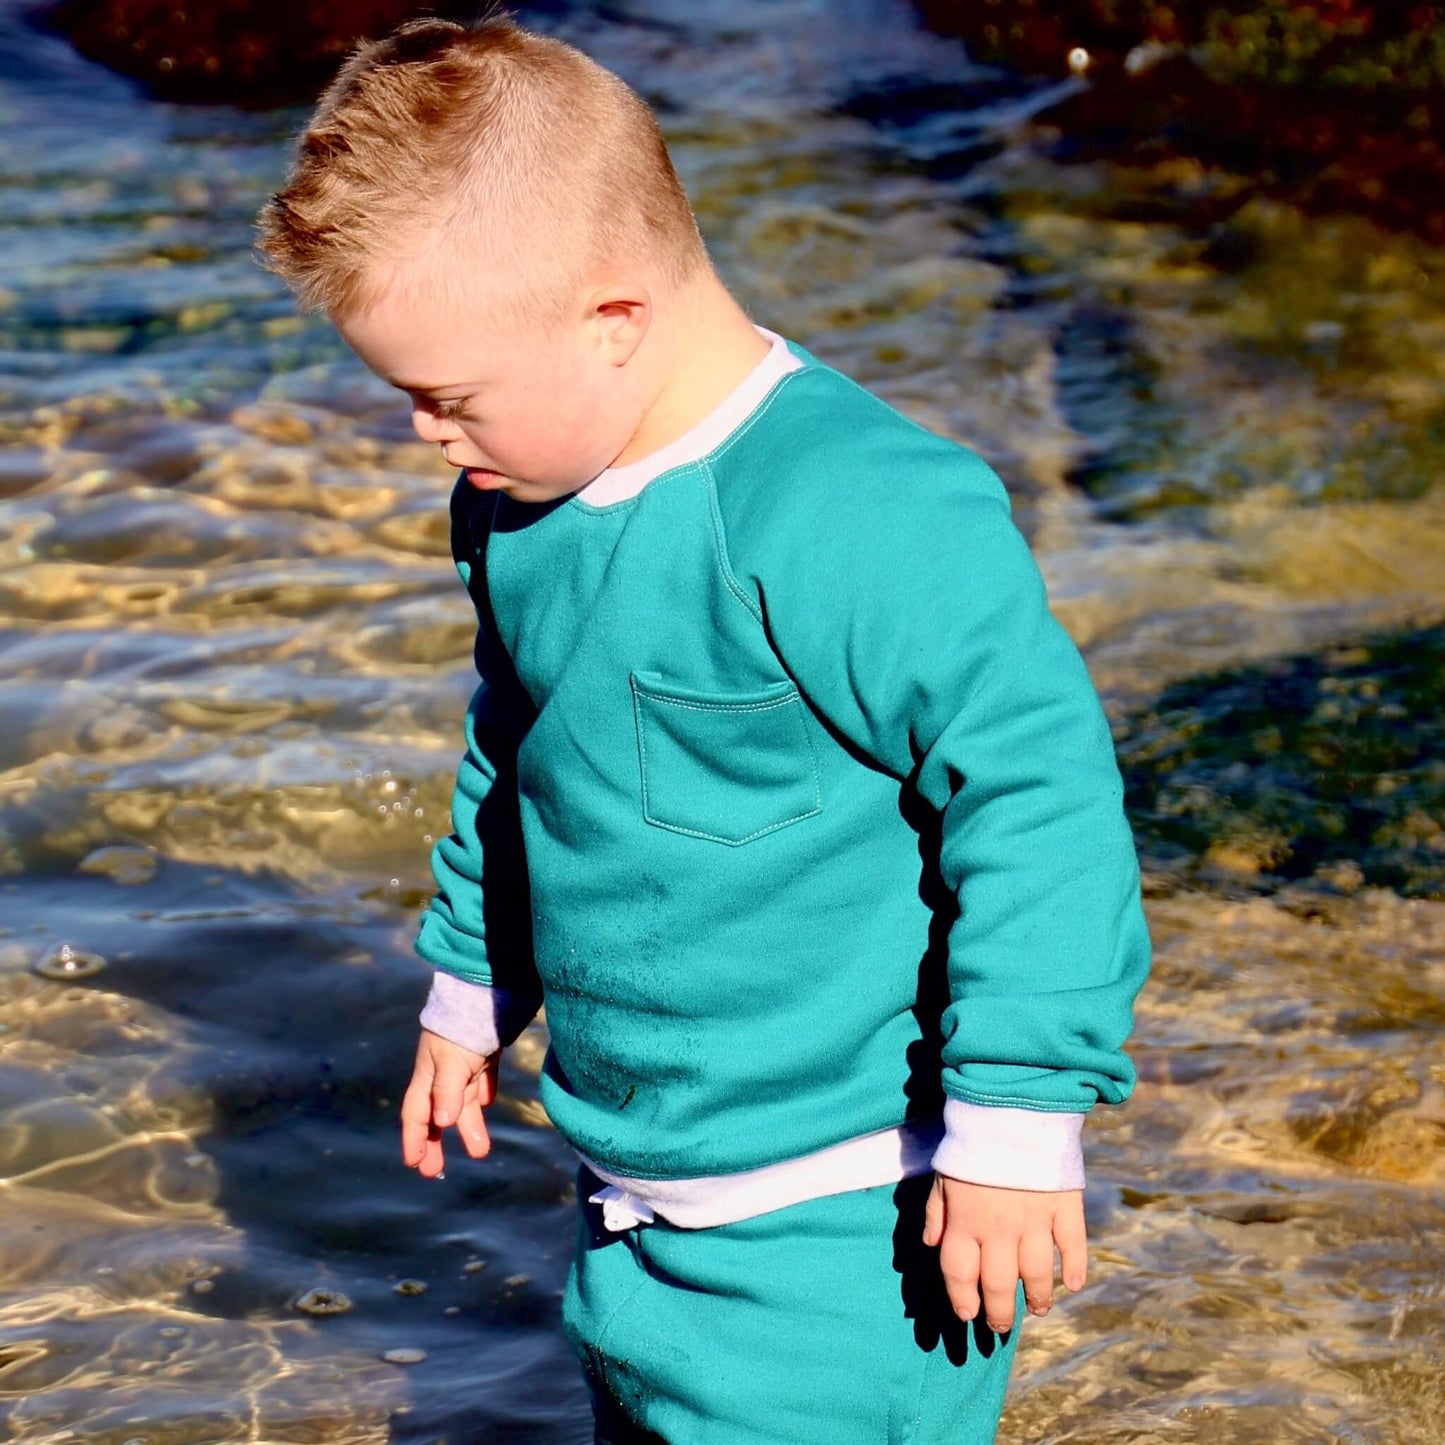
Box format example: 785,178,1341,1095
334,270,643,504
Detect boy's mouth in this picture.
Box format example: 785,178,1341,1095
464,467,508,490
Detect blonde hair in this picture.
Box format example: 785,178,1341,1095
255,13,707,317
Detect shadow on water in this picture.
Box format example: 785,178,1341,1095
0,855,591,1443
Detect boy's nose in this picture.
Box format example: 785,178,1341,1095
411,405,459,446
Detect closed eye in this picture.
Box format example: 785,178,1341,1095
430,397,472,422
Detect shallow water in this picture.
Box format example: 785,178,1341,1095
0,0,1441,1440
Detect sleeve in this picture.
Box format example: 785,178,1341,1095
419,970,540,1057
412,481,542,1045
732,439,1151,1186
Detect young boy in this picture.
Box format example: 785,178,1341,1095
257,15,1151,1442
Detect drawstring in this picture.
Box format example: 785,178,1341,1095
589,1184,657,1232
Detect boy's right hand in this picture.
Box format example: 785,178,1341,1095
400,1029,500,1178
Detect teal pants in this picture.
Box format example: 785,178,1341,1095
563,1170,1024,1444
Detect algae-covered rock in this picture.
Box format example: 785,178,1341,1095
1118,623,1445,898
911,1,1445,242
28,0,483,105
918,0,1445,95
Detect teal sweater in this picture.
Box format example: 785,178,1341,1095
415,342,1151,1182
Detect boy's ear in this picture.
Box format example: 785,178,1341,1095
586,281,652,366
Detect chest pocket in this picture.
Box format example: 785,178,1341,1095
629,671,822,845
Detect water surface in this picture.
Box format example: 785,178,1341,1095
1,1,1442,1439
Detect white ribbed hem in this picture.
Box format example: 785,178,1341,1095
577,1117,944,1231
418,971,534,1057
931,1099,1086,1192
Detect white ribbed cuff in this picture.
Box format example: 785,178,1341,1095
418,971,529,1057
931,1099,1086,1191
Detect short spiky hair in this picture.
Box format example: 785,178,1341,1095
255,14,706,316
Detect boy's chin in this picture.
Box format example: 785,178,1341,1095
464,469,582,505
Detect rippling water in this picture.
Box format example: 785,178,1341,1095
1,0,1442,1440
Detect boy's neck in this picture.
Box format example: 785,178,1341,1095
610,275,771,469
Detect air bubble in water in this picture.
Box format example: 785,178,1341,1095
33,942,107,981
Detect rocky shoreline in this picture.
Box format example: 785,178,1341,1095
26,0,478,105
27,0,1445,240
914,0,1445,242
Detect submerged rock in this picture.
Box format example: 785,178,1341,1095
78,844,157,886
293,1286,353,1317
1118,623,1445,899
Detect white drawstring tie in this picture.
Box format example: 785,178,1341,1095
589,1185,657,1232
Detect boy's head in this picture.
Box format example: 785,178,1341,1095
255,13,705,320
256,13,712,501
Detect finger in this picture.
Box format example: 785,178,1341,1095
430,1047,474,1130
938,1224,981,1322
419,1134,446,1178
979,1244,1021,1335
403,1039,449,1179
455,1090,493,1159
399,1061,435,1170
922,1175,945,1247
477,1053,500,1108
408,1107,445,1178
1019,1231,1055,1317
401,1090,445,1177
1055,1200,1089,1293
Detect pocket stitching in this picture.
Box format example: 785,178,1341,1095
631,680,822,846
637,695,798,717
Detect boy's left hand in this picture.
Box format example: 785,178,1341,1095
922,1174,1087,1334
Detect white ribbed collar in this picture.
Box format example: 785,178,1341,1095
572,325,801,508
